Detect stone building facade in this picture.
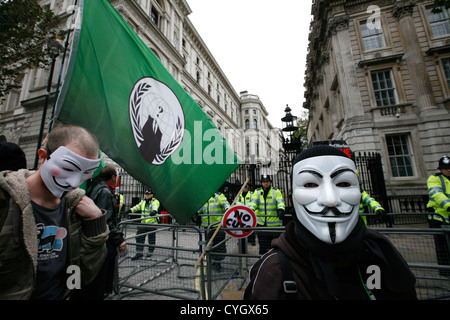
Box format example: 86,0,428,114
0,0,282,175
304,0,450,196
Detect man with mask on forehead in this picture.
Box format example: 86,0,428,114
0,124,109,300
244,145,416,300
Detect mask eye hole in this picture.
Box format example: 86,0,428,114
336,181,351,188
304,182,319,188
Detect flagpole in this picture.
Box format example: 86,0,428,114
48,0,78,132
194,177,250,268
32,40,63,169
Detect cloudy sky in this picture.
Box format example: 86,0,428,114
186,0,314,129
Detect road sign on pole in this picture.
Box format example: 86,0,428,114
222,205,257,238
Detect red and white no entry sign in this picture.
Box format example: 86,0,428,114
222,205,257,238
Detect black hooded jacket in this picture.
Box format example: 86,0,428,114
244,219,417,300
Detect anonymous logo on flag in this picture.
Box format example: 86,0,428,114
129,77,185,165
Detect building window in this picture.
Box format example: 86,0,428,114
253,119,258,129
360,21,384,50
151,6,160,26
371,69,397,107
255,143,259,156
443,59,450,88
246,143,250,156
1,74,23,112
386,134,414,177
245,119,250,130
427,6,450,37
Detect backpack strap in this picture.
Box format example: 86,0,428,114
277,248,298,297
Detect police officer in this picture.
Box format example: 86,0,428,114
236,184,252,205
197,192,230,270
249,175,285,255
360,190,387,225
427,156,450,273
129,189,160,260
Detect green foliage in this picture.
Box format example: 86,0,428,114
432,0,450,13
0,0,62,98
292,110,309,151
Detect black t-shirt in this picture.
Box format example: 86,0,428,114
30,198,68,300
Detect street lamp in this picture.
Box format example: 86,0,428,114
281,105,301,152
33,40,64,169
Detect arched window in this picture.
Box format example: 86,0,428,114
253,119,258,129
245,119,250,130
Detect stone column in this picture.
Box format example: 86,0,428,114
393,1,437,112
328,15,365,118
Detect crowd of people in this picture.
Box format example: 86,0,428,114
0,124,449,300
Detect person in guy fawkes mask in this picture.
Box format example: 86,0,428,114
0,125,108,300
244,145,417,300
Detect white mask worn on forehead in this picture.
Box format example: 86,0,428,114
40,146,102,198
292,155,361,244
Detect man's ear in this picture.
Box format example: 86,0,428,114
37,148,47,164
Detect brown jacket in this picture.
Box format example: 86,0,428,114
0,169,109,299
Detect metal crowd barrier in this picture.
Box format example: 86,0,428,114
115,213,450,300
115,216,206,300
376,226,450,300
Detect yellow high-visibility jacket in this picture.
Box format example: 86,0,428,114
249,187,285,226
236,191,253,206
198,193,230,228
427,173,450,224
131,198,160,224
359,190,384,225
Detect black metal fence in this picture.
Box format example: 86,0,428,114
116,150,428,223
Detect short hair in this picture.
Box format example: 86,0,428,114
46,125,99,158
99,165,116,181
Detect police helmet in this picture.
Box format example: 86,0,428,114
438,156,450,169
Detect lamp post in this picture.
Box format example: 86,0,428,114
281,105,301,152
280,105,302,215
33,40,64,169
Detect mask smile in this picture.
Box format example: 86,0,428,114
303,205,354,217
52,175,72,189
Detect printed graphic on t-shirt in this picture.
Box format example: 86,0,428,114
36,223,67,259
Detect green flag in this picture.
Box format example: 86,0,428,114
54,0,239,223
